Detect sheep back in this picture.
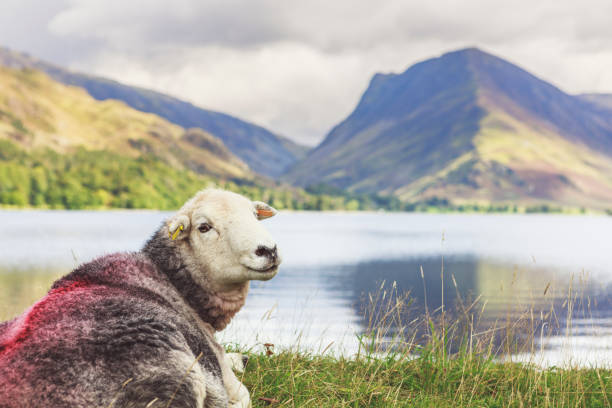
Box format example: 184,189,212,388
0,252,224,407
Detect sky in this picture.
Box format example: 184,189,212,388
1,0,611,146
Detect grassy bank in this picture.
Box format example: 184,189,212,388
238,347,612,407
232,279,612,408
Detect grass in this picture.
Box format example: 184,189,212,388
232,278,612,407
238,348,612,407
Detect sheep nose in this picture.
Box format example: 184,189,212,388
255,245,278,261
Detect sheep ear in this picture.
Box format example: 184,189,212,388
168,214,191,240
254,201,277,220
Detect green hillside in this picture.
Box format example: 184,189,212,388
0,139,211,209
0,138,398,211
285,48,612,210
0,65,250,180
0,65,391,211
0,47,308,178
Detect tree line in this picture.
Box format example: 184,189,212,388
1,140,594,213
0,140,400,211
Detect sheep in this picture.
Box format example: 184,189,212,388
0,188,281,408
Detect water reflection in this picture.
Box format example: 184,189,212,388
326,256,612,354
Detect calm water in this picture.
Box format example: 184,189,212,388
1,210,612,366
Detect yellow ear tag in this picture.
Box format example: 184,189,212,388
257,209,274,218
170,224,184,240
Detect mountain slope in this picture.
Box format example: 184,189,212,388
579,93,612,110
0,47,306,177
285,48,612,209
0,65,250,180
0,63,396,212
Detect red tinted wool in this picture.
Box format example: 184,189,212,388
1,280,95,354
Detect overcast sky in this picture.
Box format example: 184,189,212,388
1,0,611,146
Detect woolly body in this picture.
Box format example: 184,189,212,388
0,189,281,407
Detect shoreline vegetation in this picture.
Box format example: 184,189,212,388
1,203,609,216
0,199,609,216
233,283,612,407
1,140,611,214
238,347,612,407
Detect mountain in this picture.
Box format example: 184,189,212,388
285,48,612,209
579,93,612,110
0,65,250,179
0,47,306,178
0,63,261,208
0,64,381,211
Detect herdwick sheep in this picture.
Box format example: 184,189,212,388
0,188,282,407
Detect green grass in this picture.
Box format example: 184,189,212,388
231,279,612,407
238,347,612,407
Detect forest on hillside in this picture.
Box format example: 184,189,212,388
0,140,402,211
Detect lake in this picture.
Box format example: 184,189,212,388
1,210,612,366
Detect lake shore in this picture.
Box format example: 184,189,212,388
2,205,611,215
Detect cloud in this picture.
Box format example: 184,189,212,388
83,42,374,146
45,1,538,51
2,0,612,145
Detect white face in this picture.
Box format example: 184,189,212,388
168,189,281,290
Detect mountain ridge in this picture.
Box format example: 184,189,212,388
579,93,612,111
0,64,250,180
0,47,307,177
285,48,612,209
0,62,394,211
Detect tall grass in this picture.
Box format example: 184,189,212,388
236,271,612,407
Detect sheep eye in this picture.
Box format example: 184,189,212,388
198,223,212,233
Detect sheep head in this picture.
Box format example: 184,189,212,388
166,189,281,291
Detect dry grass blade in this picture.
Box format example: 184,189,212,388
165,352,204,408
106,378,133,408
258,397,281,405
